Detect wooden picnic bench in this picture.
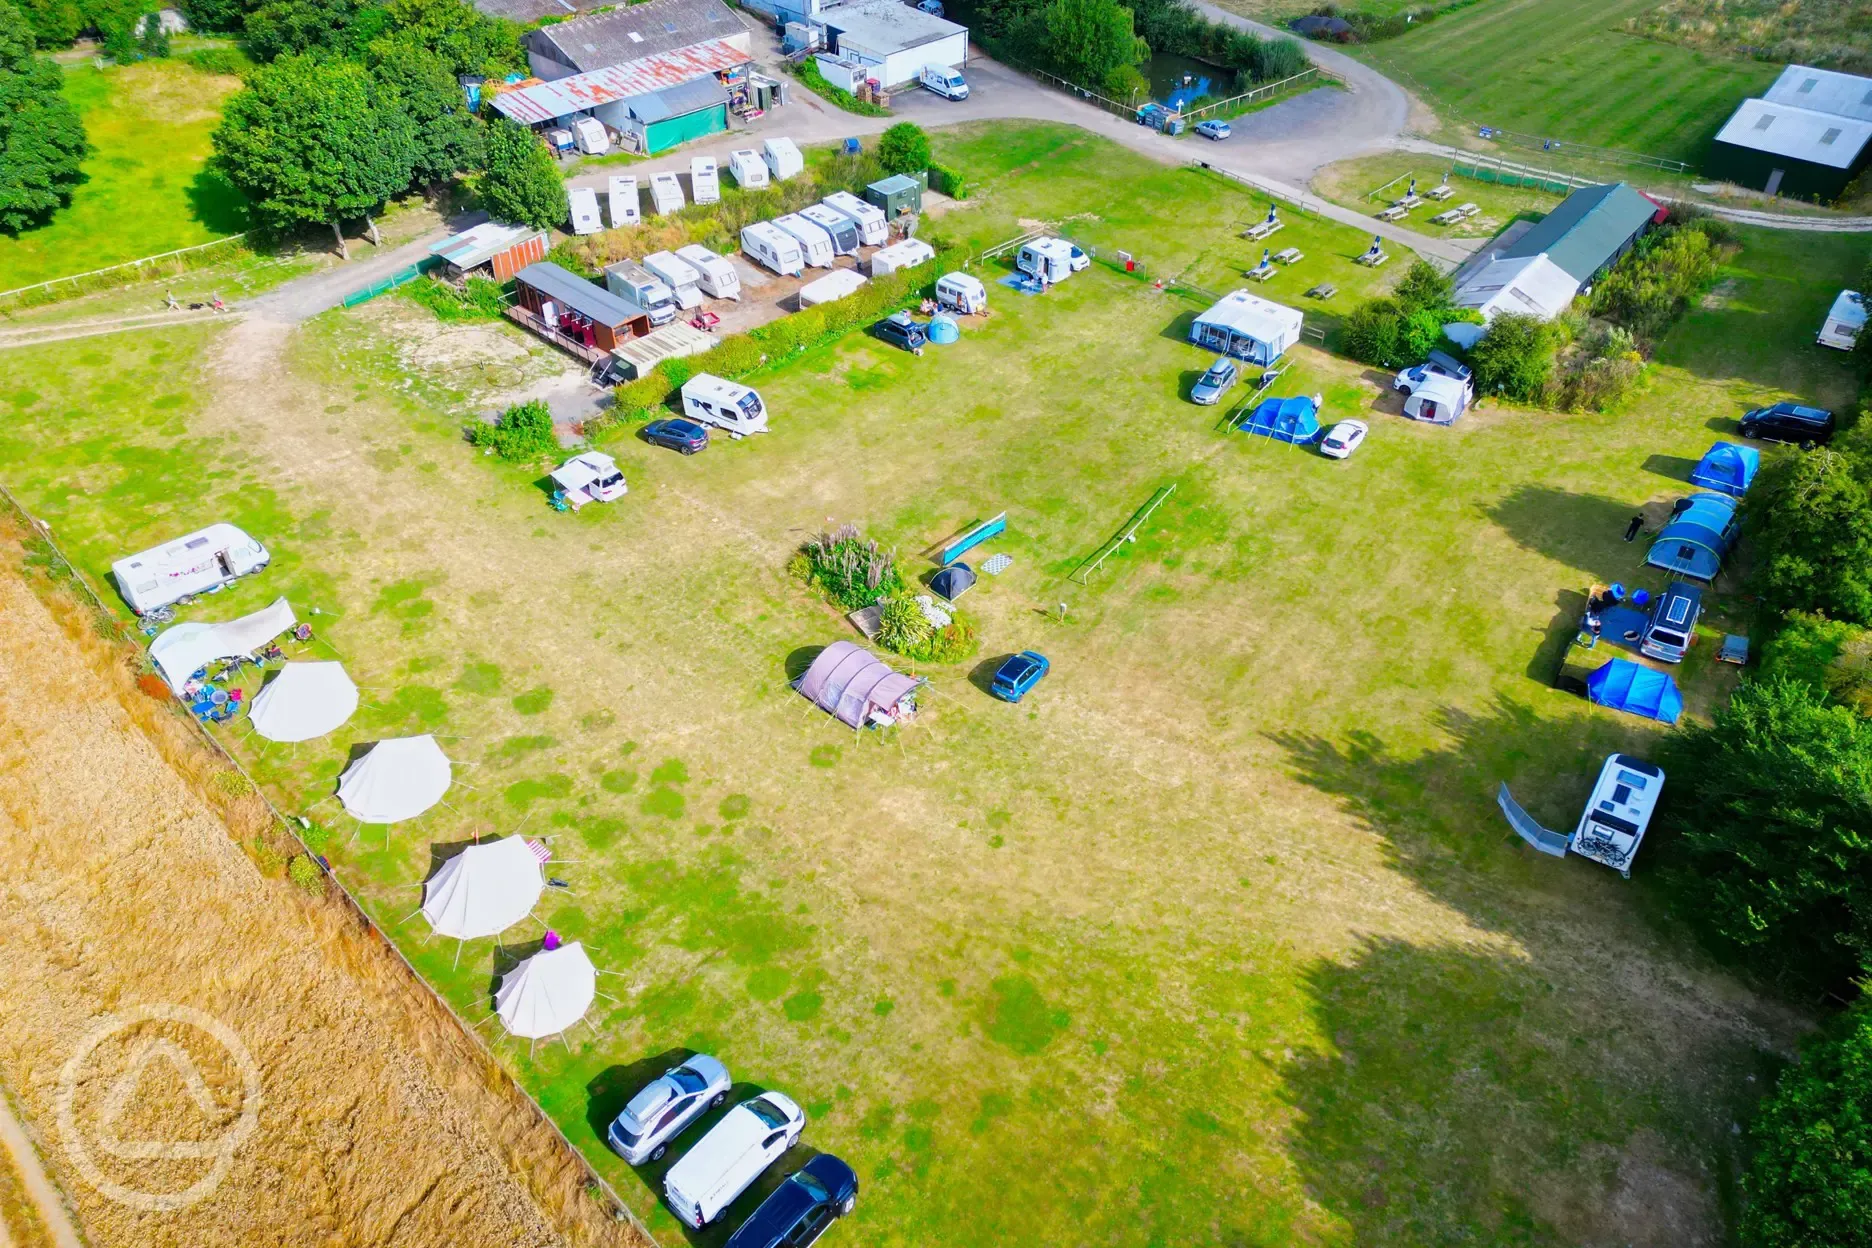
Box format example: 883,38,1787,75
1246,262,1275,282
1430,202,1480,226
1355,249,1390,267
1375,205,1408,222
1394,193,1424,209
1273,247,1302,264
1425,183,1455,201
1242,219,1285,242
1305,283,1337,299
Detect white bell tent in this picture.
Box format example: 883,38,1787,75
495,942,597,1043
249,661,358,742
338,735,452,824
420,837,543,956
148,597,296,689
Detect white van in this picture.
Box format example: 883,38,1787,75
740,222,803,276
820,190,887,246
799,203,859,255
772,213,834,268
1818,289,1865,351
919,64,968,100
643,251,704,310
676,244,742,300
567,186,603,236
607,175,640,228
729,149,769,190
604,260,677,326
689,156,720,205
936,270,988,315
762,137,803,181
1016,238,1075,283
681,373,768,436
113,523,270,616
663,1092,804,1230
649,171,685,215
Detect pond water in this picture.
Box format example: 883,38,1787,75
1145,51,1237,110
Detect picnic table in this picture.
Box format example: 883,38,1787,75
1431,202,1481,225
1394,193,1424,209
1375,205,1408,222
1246,263,1274,282
1305,283,1337,299
1273,247,1303,264
1425,183,1455,201
1242,219,1284,241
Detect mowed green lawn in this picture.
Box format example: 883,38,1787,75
0,58,249,292
0,124,1862,1245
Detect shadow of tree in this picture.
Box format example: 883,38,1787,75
1486,484,1677,587
186,166,251,236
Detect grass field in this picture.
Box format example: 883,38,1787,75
1310,153,1564,240
0,58,249,293
1,121,1863,1245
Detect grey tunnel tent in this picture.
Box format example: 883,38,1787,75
794,641,921,728
1644,493,1740,582
930,562,975,602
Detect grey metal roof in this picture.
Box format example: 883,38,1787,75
821,0,965,55
1500,182,1659,283
529,0,742,73
1762,63,1872,123
471,0,606,24
628,75,728,122
515,262,643,326
1713,98,1872,169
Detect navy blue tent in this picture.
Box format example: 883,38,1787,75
1687,443,1759,498
1587,659,1684,724
1645,492,1739,582
1237,395,1321,445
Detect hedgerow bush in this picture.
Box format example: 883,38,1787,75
467,399,557,462
802,524,903,610
899,614,979,663
1591,213,1733,344
928,162,968,199
404,276,508,322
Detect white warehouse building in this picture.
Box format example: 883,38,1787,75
810,0,967,88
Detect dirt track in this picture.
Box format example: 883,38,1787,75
0,555,651,1248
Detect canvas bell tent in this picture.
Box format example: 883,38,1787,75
495,942,597,1040
421,837,543,942
149,597,295,689
1645,493,1740,582
1587,659,1683,724
248,662,358,742
1687,443,1759,498
794,642,921,728
337,735,452,824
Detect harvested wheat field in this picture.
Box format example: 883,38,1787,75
0,553,652,1248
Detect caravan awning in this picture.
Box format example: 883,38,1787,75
149,597,295,688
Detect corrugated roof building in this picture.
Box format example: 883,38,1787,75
1762,64,1872,123
1497,182,1662,286
493,37,748,152
1453,253,1581,322
525,0,749,79
1707,63,1872,199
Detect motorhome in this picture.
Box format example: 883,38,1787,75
729,149,768,189
567,186,603,236
935,270,988,315
1819,289,1866,351
919,64,969,99
643,251,704,310
570,117,609,155
1015,238,1076,284
603,260,677,327
113,523,271,616
681,373,768,436
762,137,803,181
1570,755,1664,876
689,156,720,205
799,203,860,255
772,214,835,268
820,191,888,246
676,244,742,300
739,223,803,277
869,238,934,277
607,175,640,228
649,172,685,215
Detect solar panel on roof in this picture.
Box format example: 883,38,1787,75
1666,599,1691,625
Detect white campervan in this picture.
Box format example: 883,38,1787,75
772,214,834,268
729,149,769,189
689,156,720,205
676,244,741,300
567,186,603,236
681,374,768,437
799,203,860,255
762,137,803,181
919,64,969,100
114,523,270,616
820,190,887,246
1016,238,1076,284
607,175,640,228
643,251,704,310
662,1092,805,1230
649,172,685,215
740,222,803,276
1818,289,1865,351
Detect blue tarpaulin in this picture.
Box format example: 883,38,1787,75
1645,492,1739,582
1587,659,1683,724
1688,443,1759,498
1238,395,1321,445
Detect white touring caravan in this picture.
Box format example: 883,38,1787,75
729,149,769,189
114,523,271,616
740,222,803,276
607,175,640,228
649,172,686,215
643,251,704,310
799,203,860,255
919,64,969,100
676,244,741,300
681,373,768,436
820,191,888,247
869,238,935,277
689,156,721,205
762,137,803,181
1016,237,1076,284
1819,289,1865,351
570,117,609,155
798,269,868,308
604,260,677,326
567,186,603,236
772,214,835,268
935,271,988,315
662,1092,805,1229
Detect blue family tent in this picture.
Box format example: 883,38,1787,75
1238,395,1321,445
1645,492,1740,582
1687,442,1759,498
1587,659,1684,724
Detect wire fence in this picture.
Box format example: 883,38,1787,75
1180,67,1334,121
0,477,659,1247
0,234,252,311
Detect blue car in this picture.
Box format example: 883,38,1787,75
990,651,1049,703
1194,120,1231,141
641,417,710,454
724,1154,858,1248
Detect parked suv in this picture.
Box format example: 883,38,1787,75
1739,401,1834,446
1639,581,1702,664
724,1154,859,1248
605,1054,730,1164
1190,357,1238,405
871,311,926,355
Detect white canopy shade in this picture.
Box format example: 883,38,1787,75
337,735,452,824
495,942,596,1039
149,597,296,688
248,661,359,743
421,837,543,940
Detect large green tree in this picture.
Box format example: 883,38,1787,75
370,43,481,186
0,0,88,231
242,0,360,61
1469,312,1556,403
1041,0,1143,91
476,117,563,232
364,0,522,77
211,53,416,255
875,122,930,178
16,0,79,46
179,0,259,33
1749,447,1872,626
1658,676,1872,990
1743,998,1872,1247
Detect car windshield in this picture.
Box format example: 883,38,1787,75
746,1098,790,1129
1649,629,1686,648
671,1067,709,1094
736,392,762,417
1324,437,1345,448
795,1171,831,1201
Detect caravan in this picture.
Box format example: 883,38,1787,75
649,172,685,215
740,223,804,276
689,156,720,205
729,149,768,189
799,204,860,255
869,238,934,277
772,214,835,268
114,523,271,616
935,271,987,315
1819,289,1865,351
820,191,887,246
676,244,741,300
1015,238,1077,284
681,374,768,436
762,137,803,181
607,176,640,228
604,260,677,327
570,117,609,155
643,252,704,311
567,186,603,236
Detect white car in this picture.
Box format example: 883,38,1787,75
1066,242,1090,272
1319,420,1368,459
605,1054,730,1164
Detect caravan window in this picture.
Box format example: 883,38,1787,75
735,391,762,418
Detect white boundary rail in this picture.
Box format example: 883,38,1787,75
0,234,250,303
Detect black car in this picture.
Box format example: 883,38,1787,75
1739,401,1834,446
641,417,710,454
724,1154,858,1248
871,311,926,355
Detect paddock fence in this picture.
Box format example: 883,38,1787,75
0,234,251,311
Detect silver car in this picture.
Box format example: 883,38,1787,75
606,1055,731,1164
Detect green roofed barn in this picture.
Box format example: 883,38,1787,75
1496,182,1663,286
1707,64,1872,201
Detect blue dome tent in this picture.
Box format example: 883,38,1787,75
1687,443,1759,498
1587,659,1684,724
1238,395,1321,445
1645,492,1740,582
